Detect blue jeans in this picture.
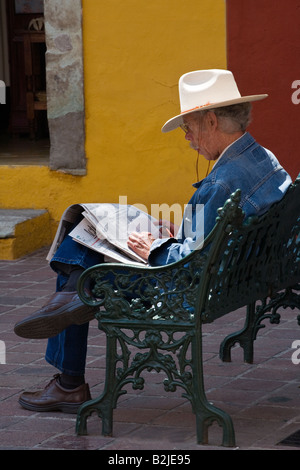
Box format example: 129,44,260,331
45,235,104,376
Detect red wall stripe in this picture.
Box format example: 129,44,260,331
226,0,300,179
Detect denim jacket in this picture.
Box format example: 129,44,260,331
148,132,292,266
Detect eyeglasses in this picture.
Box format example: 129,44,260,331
180,123,191,134
181,114,204,134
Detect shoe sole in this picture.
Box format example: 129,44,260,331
18,396,83,414
14,299,97,339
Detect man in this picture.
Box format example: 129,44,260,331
14,69,291,413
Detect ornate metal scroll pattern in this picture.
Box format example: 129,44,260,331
253,285,300,334
78,249,208,324
76,319,235,446
219,285,300,363
106,326,195,405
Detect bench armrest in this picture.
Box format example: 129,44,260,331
77,250,210,323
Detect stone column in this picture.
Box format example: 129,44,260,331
44,0,86,174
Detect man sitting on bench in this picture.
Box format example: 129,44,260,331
14,69,291,414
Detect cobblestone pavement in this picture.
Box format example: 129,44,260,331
0,247,299,451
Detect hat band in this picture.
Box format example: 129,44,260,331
181,102,212,114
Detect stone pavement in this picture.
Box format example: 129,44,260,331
0,247,300,451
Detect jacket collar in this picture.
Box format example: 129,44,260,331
193,132,256,188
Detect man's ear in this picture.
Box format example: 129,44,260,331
206,111,218,130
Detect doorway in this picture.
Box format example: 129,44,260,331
0,0,86,172
0,0,49,164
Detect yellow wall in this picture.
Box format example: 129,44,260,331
0,0,226,236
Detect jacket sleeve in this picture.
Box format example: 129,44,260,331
148,181,231,266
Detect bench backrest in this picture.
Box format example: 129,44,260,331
78,177,299,328
199,175,300,323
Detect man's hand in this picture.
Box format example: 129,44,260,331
154,219,178,237
127,232,156,261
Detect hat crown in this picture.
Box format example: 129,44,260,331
179,69,241,113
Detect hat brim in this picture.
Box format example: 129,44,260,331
161,94,268,133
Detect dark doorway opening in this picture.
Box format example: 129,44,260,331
0,0,49,165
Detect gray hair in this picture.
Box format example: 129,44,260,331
195,102,252,133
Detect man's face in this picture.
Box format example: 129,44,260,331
181,114,203,151
182,112,218,161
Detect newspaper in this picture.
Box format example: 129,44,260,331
47,203,161,265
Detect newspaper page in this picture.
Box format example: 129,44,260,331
72,204,161,264
69,217,146,264
46,203,100,261
47,203,161,265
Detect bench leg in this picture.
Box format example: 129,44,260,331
76,335,117,437
219,302,256,363
194,403,236,447
220,288,300,364
76,394,114,436
76,323,236,446
192,331,236,447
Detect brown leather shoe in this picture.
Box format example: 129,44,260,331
14,291,97,339
19,374,92,414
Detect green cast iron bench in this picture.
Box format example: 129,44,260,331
75,175,300,447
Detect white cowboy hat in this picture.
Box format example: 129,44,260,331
162,69,268,133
